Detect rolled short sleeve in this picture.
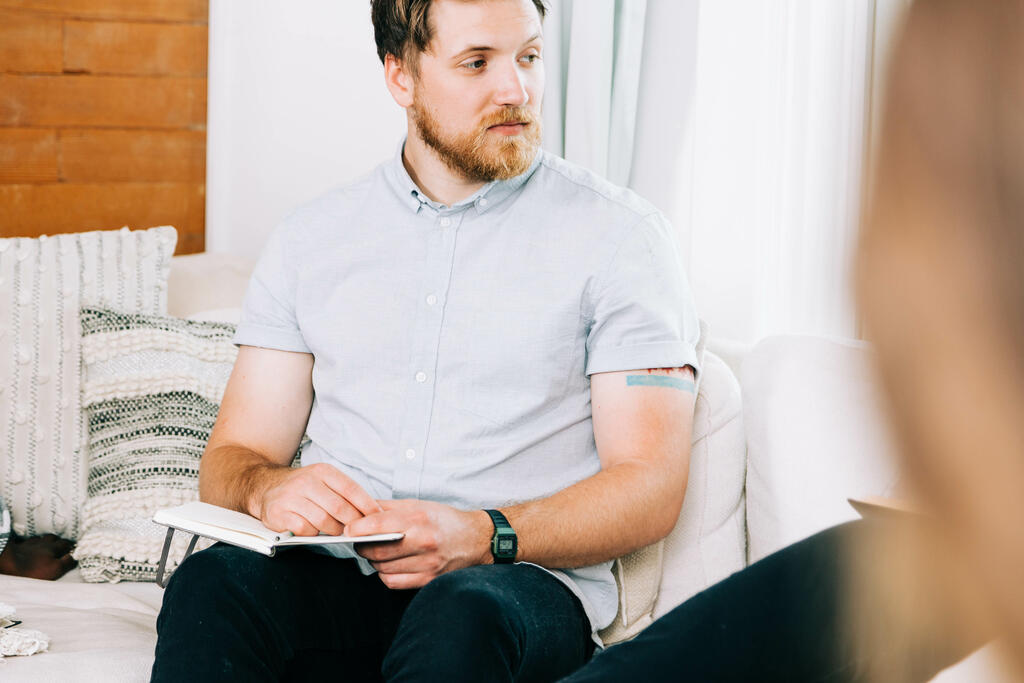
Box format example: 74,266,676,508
233,221,311,353
585,212,701,377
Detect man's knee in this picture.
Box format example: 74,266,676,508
412,566,518,627
161,544,272,618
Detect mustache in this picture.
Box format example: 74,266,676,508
480,107,539,129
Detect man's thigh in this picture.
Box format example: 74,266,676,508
154,544,416,681
384,564,594,683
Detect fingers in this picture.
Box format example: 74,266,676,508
346,508,407,537
305,480,364,530
377,573,428,590
316,465,382,516
279,501,336,536
262,464,382,535
370,554,442,576
356,538,415,562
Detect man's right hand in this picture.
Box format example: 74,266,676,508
254,462,382,536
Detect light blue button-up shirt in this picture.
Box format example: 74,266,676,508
234,143,701,636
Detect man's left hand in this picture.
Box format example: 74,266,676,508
349,499,492,590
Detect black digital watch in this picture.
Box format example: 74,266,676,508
484,509,517,564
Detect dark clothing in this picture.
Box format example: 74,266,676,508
151,544,592,682
560,521,980,683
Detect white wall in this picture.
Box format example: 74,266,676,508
206,0,406,259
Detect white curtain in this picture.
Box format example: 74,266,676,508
683,0,877,343
542,0,648,186
544,0,910,345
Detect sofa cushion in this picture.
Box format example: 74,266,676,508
72,307,235,582
742,335,900,563
0,227,177,540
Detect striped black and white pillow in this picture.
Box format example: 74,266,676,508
73,307,237,582
0,227,177,541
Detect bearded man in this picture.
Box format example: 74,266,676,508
151,1,700,680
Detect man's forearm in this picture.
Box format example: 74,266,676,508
497,458,687,569
198,444,291,517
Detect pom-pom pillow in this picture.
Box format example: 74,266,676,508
0,227,177,539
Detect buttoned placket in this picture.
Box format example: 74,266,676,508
392,207,465,498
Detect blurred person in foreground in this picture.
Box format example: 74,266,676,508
857,0,1024,677
561,0,1022,680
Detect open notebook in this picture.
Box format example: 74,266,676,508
152,501,402,586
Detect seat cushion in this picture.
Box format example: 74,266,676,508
0,570,162,681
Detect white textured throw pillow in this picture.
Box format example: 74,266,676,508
0,227,177,539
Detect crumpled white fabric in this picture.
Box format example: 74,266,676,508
0,602,49,658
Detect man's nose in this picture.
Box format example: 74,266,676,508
492,60,529,108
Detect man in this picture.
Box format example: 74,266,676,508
151,0,700,680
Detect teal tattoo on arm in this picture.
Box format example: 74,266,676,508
625,375,696,393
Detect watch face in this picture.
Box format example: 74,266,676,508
498,538,515,552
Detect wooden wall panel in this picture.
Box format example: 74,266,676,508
0,182,205,251
0,1,208,253
0,0,207,23
61,129,205,182
0,75,206,128
0,129,58,183
64,21,208,77
0,10,62,73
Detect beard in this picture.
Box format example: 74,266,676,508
413,96,542,183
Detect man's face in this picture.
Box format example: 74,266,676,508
409,0,544,182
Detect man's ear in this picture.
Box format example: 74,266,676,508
384,53,415,109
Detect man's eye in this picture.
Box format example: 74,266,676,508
464,59,486,70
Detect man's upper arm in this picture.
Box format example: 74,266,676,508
590,366,696,474
207,345,314,465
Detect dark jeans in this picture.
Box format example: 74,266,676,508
561,521,982,683
151,545,592,682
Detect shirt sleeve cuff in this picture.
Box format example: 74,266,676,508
233,322,311,354
585,341,701,378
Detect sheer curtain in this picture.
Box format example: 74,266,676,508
543,0,909,345
541,0,648,185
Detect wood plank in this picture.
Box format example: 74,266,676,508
0,182,205,254
60,129,205,182
0,74,206,128
0,128,58,182
0,9,62,73
0,0,207,23
64,20,207,77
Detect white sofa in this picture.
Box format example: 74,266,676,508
0,253,1009,681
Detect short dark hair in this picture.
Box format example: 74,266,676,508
371,0,547,69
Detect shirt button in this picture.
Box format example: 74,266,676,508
425,294,438,306
405,448,416,460
439,216,451,227
479,197,489,207
415,371,427,383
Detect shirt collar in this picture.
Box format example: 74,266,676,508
384,138,543,216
